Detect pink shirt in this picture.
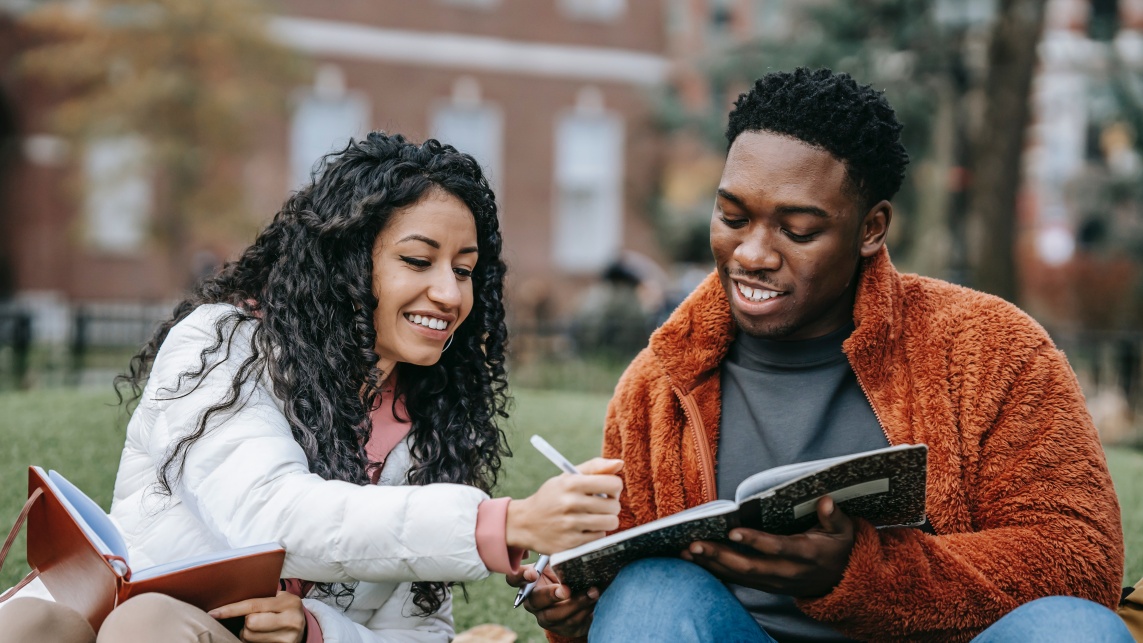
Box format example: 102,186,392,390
365,386,523,574
285,383,523,642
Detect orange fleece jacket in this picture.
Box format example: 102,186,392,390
558,249,1123,642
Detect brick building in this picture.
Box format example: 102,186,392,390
0,0,671,338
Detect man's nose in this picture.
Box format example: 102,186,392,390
732,228,782,272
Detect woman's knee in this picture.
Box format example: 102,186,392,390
98,593,209,642
99,593,173,636
0,597,95,643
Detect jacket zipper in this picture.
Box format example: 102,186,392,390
849,356,892,446
671,383,717,504
850,353,939,534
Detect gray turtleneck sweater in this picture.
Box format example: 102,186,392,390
717,321,887,643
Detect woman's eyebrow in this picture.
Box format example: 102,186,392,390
397,234,478,254
398,234,440,248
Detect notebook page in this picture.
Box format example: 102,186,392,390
46,469,130,575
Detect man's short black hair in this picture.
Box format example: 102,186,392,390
726,67,909,208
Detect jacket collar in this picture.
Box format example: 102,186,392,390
649,247,901,392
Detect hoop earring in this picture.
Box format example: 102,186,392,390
442,335,454,352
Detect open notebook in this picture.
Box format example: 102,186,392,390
550,444,928,593
23,466,285,630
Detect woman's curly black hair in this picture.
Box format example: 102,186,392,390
116,131,511,616
726,67,910,209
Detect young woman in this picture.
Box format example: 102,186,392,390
0,132,623,643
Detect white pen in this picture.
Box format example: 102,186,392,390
513,435,585,608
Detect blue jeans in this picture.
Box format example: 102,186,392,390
589,558,1133,642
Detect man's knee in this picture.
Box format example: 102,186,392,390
592,558,767,642
978,596,1133,642
603,558,721,608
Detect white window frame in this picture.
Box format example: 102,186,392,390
430,97,504,194
83,136,151,254
289,84,371,188
552,108,625,273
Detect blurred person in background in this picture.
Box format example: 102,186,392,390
0,132,623,643
510,68,1129,642
569,259,654,361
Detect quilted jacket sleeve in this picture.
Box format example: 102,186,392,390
797,342,1124,642
303,594,454,643
143,305,491,585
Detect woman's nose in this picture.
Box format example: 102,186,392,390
427,268,463,308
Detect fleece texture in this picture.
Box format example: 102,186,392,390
560,248,1123,643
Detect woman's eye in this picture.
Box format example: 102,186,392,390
453,266,473,279
719,216,747,229
783,230,817,243
400,256,430,268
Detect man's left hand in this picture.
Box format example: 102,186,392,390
682,496,855,598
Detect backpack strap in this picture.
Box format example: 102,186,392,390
0,488,44,603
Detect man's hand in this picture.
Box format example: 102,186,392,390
506,562,599,637
209,590,307,643
682,496,855,597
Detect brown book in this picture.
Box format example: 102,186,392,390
20,466,285,631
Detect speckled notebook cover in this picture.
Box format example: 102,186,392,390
553,444,927,593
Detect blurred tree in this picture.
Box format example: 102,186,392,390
18,0,304,287
655,0,983,279
657,0,1051,305
967,0,1046,302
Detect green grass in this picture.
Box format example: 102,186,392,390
1,388,1141,642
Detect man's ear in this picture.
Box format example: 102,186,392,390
859,200,892,258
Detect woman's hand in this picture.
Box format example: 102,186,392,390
209,590,307,643
505,457,623,554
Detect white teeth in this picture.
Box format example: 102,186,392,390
737,282,780,302
408,314,447,330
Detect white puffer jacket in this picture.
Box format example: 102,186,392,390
9,304,494,642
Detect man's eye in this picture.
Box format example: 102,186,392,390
783,230,817,243
400,256,430,268
720,216,747,229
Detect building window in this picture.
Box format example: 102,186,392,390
708,0,735,42
1090,0,1119,40
289,65,370,188
431,79,503,191
437,0,500,8
752,0,791,39
559,0,626,22
83,136,151,254
553,103,624,273
934,0,996,28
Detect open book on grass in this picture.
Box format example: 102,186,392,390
551,443,928,593
21,466,285,630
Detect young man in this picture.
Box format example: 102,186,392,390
510,68,1130,642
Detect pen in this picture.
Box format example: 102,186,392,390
513,435,584,608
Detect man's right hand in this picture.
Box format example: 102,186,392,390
506,563,599,638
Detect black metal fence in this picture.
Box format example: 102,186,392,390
0,304,1141,443
68,304,171,386
0,303,170,390
1048,328,1143,445
0,308,32,389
